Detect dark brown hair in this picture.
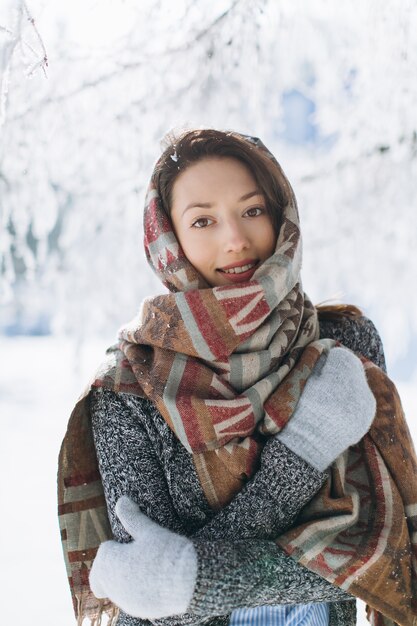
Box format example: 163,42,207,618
152,128,295,234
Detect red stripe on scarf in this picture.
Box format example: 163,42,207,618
144,197,172,245
64,470,101,487
174,362,207,451
68,547,98,563
58,495,107,515
184,291,230,358
218,283,271,332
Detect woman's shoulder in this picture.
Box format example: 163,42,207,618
89,387,177,454
318,314,387,372
90,386,153,416
89,387,157,435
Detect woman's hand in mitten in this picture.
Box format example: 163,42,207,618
89,495,197,619
277,346,376,471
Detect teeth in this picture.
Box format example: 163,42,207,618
222,263,256,274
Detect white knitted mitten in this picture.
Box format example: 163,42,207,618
89,495,197,618
277,346,376,471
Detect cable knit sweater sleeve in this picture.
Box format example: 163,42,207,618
319,315,386,372
187,438,354,616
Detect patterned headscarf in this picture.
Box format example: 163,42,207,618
117,133,322,508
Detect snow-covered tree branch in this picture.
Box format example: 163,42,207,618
1,0,416,373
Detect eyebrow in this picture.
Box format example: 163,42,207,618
183,190,262,214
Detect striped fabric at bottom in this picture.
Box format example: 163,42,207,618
229,603,330,626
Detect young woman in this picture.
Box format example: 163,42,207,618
58,130,417,626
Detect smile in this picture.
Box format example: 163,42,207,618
220,262,257,274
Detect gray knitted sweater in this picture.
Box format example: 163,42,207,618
90,316,386,626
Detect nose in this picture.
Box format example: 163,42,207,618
222,219,251,253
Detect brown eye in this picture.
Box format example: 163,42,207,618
191,217,214,228
245,207,264,217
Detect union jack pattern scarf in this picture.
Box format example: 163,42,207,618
58,135,417,626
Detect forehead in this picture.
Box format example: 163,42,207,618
172,157,258,202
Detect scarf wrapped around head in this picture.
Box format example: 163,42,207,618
118,134,321,507
58,132,417,626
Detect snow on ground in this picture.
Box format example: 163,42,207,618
1,335,416,626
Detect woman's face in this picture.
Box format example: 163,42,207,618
170,157,277,287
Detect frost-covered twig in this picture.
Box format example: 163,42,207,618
22,1,48,76
0,22,40,60
0,0,48,130
192,0,242,44
0,2,23,131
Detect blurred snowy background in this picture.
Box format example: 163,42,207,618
0,1,416,625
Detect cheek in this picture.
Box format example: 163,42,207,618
187,243,213,270
176,229,210,268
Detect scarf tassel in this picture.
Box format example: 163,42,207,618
76,596,119,626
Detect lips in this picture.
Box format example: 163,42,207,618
218,259,258,273
217,259,259,283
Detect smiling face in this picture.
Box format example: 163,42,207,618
170,157,277,287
